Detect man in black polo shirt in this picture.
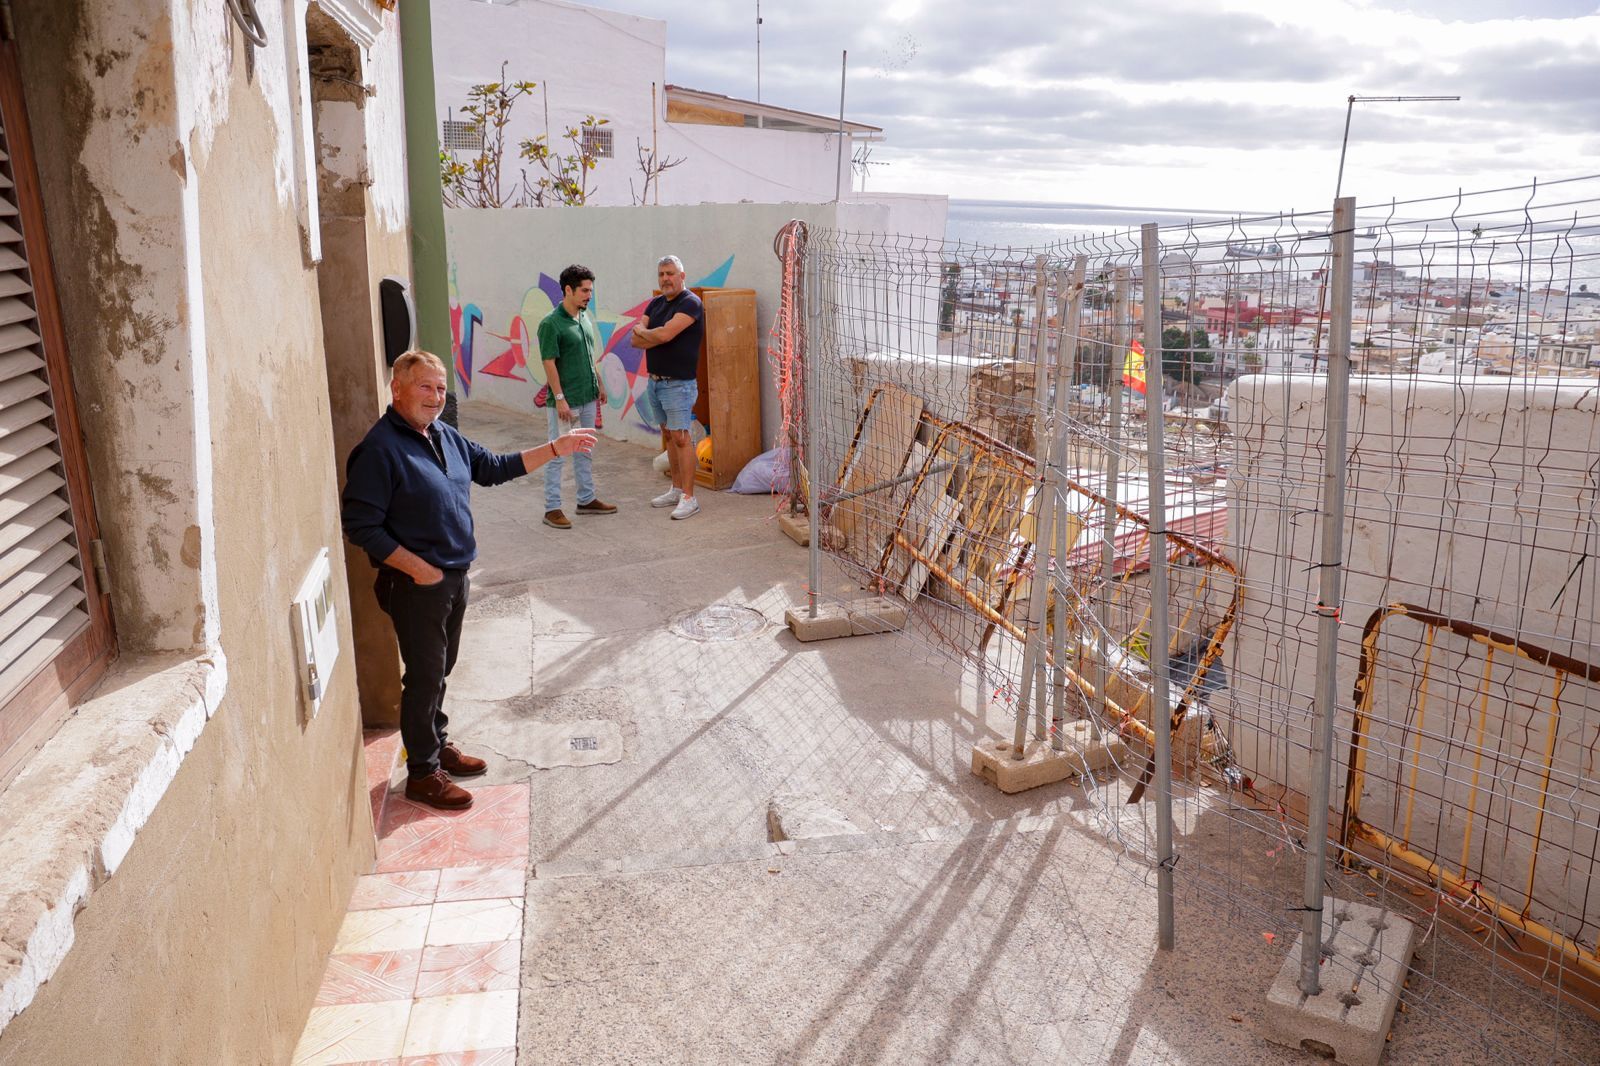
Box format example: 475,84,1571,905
631,254,706,520
342,351,596,810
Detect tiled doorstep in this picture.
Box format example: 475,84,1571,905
376,785,532,875
293,780,529,1066
297,893,525,1062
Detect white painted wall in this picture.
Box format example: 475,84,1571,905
434,0,663,209
656,124,849,206
1221,375,1600,938
444,201,891,451
432,0,862,207
843,191,950,245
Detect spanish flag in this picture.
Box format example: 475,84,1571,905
1122,340,1148,395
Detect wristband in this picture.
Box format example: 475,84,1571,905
555,392,565,401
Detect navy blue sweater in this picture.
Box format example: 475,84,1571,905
341,407,528,570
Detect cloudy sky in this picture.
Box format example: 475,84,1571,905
576,0,1600,214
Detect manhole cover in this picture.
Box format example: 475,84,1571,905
570,736,599,751
673,603,770,642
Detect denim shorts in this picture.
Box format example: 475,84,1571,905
647,377,698,432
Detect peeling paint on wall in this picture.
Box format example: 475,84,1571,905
363,11,409,233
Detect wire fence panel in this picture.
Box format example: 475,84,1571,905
767,174,1600,1062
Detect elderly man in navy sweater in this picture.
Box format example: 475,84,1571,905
342,351,596,810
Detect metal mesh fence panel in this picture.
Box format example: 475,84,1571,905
767,174,1600,1062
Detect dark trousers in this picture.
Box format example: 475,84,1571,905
375,567,470,777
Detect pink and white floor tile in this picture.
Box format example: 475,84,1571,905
291,760,529,1066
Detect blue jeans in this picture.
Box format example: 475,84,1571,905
545,399,598,510
647,378,698,432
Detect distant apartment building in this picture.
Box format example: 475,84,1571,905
1537,338,1600,367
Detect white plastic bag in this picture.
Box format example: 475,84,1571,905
730,447,792,495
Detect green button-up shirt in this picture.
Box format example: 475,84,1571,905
536,304,601,407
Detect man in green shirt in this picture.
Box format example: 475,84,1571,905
536,264,616,528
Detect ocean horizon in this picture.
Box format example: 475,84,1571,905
944,198,1273,249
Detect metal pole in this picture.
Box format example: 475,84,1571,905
1333,95,1356,204
1301,196,1357,996
1096,268,1130,723
755,0,763,128
834,51,847,202
1013,255,1055,754
1050,257,1087,749
398,0,452,376
1319,93,1457,366
1141,224,1176,952
805,236,823,620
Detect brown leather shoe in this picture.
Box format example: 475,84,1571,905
575,498,618,515
543,509,571,529
440,742,488,778
404,768,473,810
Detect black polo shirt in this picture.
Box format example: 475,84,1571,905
643,290,705,380
341,407,527,570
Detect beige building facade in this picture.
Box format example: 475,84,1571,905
0,1,408,1061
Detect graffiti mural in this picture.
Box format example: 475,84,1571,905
448,257,735,445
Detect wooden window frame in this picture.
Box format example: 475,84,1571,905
0,36,117,789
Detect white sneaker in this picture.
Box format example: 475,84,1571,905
652,487,683,508
670,495,701,521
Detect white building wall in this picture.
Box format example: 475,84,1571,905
1221,375,1600,941
433,0,666,206
656,124,848,206
842,191,950,244
432,0,864,207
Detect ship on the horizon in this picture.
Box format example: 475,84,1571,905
1224,241,1284,259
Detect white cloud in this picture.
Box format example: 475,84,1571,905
573,0,1600,211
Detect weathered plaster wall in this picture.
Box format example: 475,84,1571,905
9,0,215,652
1220,375,1600,939
444,201,883,452
0,1,404,1060
311,9,411,726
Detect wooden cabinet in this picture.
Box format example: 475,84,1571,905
690,287,761,490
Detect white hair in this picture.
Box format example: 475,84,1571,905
657,255,685,272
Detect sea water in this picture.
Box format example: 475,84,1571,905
945,199,1247,250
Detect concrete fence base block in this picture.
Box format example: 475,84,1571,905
777,513,810,546
1262,898,1417,1066
971,720,1126,794
784,598,907,642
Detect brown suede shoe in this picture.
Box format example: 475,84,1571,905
543,509,571,529
575,498,618,515
440,742,488,778
404,768,473,810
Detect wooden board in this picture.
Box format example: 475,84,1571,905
831,386,923,563
884,440,956,592
902,495,963,602
691,287,761,490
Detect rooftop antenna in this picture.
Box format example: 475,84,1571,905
1312,92,1461,367
1335,94,1461,201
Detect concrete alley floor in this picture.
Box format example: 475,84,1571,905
442,400,1600,1066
